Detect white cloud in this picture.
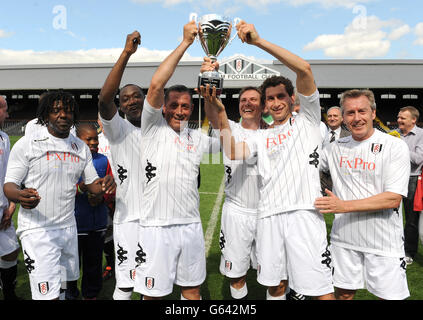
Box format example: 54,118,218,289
388,24,411,40
304,16,409,58
413,22,423,45
0,48,202,65
0,30,14,38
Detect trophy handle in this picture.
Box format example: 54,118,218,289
228,17,242,45
189,12,198,22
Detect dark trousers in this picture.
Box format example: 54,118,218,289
67,231,105,299
404,176,420,258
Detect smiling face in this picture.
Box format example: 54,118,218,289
264,84,294,125
327,107,343,130
119,85,144,123
163,91,193,132
46,100,74,138
342,95,375,141
397,110,416,135
239,89,262,123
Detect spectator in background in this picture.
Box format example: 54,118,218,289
322,106,350,147
396,106,423,265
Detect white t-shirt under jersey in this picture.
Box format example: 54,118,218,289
5,130,99,237
223,120,260,213
139,99,220,226
245,90,322,219
0,131,11,219
100,112,144,224
321,129,410,257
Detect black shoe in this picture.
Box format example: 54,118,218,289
287,289,306,300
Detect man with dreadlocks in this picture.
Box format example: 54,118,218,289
4,90,116,300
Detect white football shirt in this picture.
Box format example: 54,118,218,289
0,131,11,218
100,112,144,224
139,99,220,226
245,90,322,219
321,129,410,257
223,120,260,213
5,129,99,237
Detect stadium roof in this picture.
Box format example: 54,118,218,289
0,56,422,91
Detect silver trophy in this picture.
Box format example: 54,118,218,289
190,13,240,95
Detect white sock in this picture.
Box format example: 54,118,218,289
113,287,133,300
266,289,287,300
230,283,248,299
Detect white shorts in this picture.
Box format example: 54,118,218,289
256,210,334,297
0,222,19,257
331,245,410,300
219,202,257,278
134,223,206,297
20,225,79,300
113,220,139,288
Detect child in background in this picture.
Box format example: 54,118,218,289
66,123,115,300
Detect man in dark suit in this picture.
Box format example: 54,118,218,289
320,106,351,193
323,106,350,146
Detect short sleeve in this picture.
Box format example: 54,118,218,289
5,136,29,186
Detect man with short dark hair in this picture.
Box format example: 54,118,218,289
396,105,423,265
202,20,334,300
133,21,220,300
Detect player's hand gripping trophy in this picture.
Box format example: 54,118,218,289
190,13,240,96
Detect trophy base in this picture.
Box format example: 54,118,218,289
198,71,223,96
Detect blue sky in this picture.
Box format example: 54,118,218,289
0,0,422,64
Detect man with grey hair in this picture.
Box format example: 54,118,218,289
323,106,350,147
396,105,423,265
316,89,411,300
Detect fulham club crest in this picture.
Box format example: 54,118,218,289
371,143,383,154
225,260,232,271
38,281,50,295
130,269,136,280
145,277,155,290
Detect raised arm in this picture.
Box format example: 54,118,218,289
236,21,315,96
147,21,198,110
200,85,250,161
98,31,141,120
200,57,220,130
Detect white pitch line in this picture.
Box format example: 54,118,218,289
204,175,226,258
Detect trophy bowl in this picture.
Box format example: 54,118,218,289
190,13,240,95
